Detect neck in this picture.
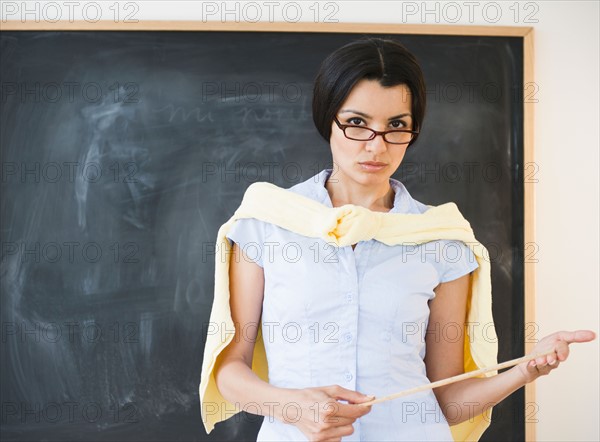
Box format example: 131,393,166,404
324,169,395,212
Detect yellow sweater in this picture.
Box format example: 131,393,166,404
199,181,498,441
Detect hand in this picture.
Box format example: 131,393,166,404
516,329,596,384
279,384,374,442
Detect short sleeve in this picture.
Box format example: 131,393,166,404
432,239,479,283
225,217,265,268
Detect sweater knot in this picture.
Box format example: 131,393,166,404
325,205,382,247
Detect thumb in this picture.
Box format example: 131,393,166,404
328,385,374,403
352,393,376,404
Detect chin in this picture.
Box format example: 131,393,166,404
354,169,389,183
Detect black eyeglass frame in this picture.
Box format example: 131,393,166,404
333,116,419,145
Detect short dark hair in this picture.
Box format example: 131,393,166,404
312,37,426,148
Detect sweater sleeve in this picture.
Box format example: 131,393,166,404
225,217,265,268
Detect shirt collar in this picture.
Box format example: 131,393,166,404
308,168,412,214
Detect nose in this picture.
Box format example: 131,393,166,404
365,133,388,153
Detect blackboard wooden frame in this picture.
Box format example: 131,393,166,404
2,20,536,441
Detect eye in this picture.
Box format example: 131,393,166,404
345,117,364,126
390,120,407,129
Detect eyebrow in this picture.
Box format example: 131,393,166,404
339,109,413,120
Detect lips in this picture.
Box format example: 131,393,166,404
360,162,387,166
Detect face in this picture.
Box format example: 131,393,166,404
329,78,413,187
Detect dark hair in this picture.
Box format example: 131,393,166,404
312,37,426,148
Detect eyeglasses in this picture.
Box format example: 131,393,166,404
333,117,419,145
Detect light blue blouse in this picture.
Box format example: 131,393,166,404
226,168,479,441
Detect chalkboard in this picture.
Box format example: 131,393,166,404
0,28,526,441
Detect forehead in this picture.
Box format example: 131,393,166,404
341,79,412,115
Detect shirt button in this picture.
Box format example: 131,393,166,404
380,331,391,341
346,293,353,303
344,332,353,342
345,372,353,382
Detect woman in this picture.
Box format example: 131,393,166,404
210,38,595,441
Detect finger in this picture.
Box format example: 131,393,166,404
539,351,557,367
348,394,376,405
337,402,372,419
527,360,538,372
536,354,551,366
556,330,597,344
322,401,369,421
323,415,356,426
320,403,356,425
539,359,559,374
325,385,374,404
554,340,570,362
332,402,372,419
527,360,546,377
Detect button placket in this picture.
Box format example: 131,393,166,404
340,248,359,390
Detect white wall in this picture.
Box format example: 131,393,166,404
5,1,598,440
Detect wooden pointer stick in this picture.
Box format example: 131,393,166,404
359,350,556,406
